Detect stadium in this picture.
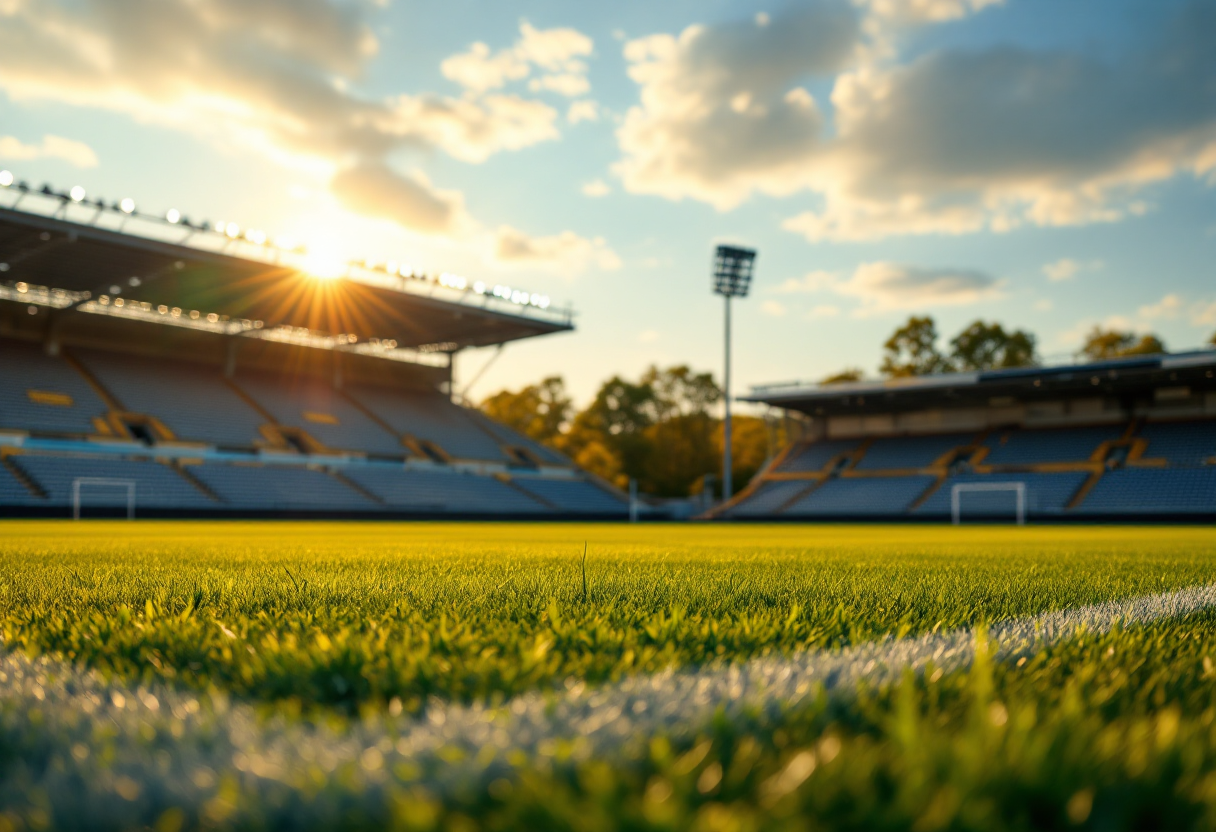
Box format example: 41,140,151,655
0,182,628,519
4,2,1216,830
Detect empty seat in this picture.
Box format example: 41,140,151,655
188,464,376,511
726,480,812,517
915,472,1089,518
9,454,214,509
468,410,570,466
773,439,858,473
854,433,974,470
512,477,627,514
784,476,937,516
348,385,510,462
343,466,549,513
0,461,45,506
1138,420,1216,467
234,373,406,457
74,349,265,448
1079,468,1216,514
0,340,108,435
982,425,1124,465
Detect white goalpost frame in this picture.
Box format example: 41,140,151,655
72,477,136,521
951,481,1026,526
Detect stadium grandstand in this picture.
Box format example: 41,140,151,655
717,352,1216,522
0,177,628,518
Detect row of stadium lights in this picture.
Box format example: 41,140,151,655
0,170,553,312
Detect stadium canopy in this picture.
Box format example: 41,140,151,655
0,190,572,356
743,352,1216,416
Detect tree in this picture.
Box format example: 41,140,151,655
643,365,721,420
1208,330,1216,347
948,320,1037,371
1079,328,1167,361
480,376,572,445
880,316,951,377
821,368,864,385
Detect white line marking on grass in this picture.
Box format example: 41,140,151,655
2,584,1216,821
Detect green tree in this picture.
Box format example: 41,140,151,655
479,376,572,444
948,320,1037,371
880,316,951,378
821,368,865,385
1079,328,1167,361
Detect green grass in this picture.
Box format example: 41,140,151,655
1,521,1213,711
1,520,1216,830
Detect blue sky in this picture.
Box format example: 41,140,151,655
1,0,1214,404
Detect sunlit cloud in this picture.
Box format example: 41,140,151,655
0,134,98,168
491,226,621,276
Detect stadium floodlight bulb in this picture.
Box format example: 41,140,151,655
166,208,181,224
712,245,756,298
224,222,240,239
69,185,86,202
119,198,136,214
0,170,12,187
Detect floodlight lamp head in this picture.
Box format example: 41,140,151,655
712,244,756,298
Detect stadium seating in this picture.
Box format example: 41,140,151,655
914,472,1090,519
726,480,813,517
1138,419,1216,467
773,439,859,473
342,466,549,513
1078,468,1216,515
0,460,43,505
187,464,377,511
0,340,109,435
469,411,570,466
347,385,509,462
854,433,975,470
74,349,265,448
9,454,215,509
783,476,938,517
982,425,1124,466
233,372,406,457
511,476,628,514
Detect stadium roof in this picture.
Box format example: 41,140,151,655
743,351,1216,416
0,183,573,355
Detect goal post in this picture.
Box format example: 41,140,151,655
72,477,136,520
951,481,1026,526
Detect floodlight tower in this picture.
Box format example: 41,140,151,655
712,244,756,502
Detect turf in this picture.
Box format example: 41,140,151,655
1,521,1215,830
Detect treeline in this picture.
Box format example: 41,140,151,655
827,316,1183,383
480,366,777,498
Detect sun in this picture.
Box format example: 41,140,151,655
301,239,347,280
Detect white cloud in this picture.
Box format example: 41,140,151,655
864,0,1003,24
615,3,1216,241
835,262,1002,315
1034,299,1053,312
529,74,590,98
807,304,841,318
1043,258,1102,282
0,134,97,168
0,0,565,236
567,100,600,124
330,163,467,237
773,270,839,294
492,226,621,275
581,179,610,197
1193,301,1216,327
760,300,786,317
638,329,660,343
1139,293,1184,321
443,22,593,97
613,2,862,210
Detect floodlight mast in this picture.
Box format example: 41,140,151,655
711,245,756,502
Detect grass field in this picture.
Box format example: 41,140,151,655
2,521,1216,830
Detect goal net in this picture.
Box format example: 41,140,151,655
72,477,136,520
951,482,1026,525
